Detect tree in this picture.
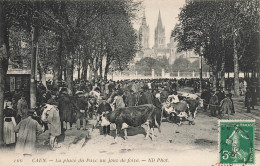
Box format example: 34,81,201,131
0,0,9,145
174,0,260,95
135,57,165,76
171,57,191,72
0,0,142,143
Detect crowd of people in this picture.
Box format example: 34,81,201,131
2,77,259,155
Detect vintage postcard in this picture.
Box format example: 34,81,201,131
0,0,259,166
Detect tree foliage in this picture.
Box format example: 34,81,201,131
173,0,260,95
135,57,169,76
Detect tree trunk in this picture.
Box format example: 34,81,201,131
233,32,240,97
93,69,98,82
84,65,88,80
0,1,9,145
82,64,88,81
30,26,39,109
220,58,225,89
81,65,85,80
88,67,92,81
77,67,80,80
212,70,218,90
64,68,67,82
53,69,59,87
58,36,62,82
104,60,110,81
77,52,80,80
99,60,103,78
0,60,7,146
52,47,60,88
66,52,74,95
199,55,202,93
38,49,47,89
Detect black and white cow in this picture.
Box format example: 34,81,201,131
162,94,203,125
102,104,161,143
184,97,203,119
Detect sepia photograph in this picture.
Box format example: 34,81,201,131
0,0,259,165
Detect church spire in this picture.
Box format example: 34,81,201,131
157,10,163,30
154,10,165,49
142,10,147,26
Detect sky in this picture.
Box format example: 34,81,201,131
133,0,186,48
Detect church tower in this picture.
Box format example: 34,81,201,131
139,11,150,49
154,10,166,49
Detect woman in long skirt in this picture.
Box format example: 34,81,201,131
3,101,16,145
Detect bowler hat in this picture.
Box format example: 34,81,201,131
27,109,36,116
101,96,106,100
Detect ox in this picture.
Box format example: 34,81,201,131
102,104,161,143
184,97,203,119
162,95,203,125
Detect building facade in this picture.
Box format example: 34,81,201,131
135,10,198,64
154,10,166,49
139,11,150,49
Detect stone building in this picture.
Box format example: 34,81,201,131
139,11,150,49
135,10,198,64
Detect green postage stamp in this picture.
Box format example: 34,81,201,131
219,120,255,164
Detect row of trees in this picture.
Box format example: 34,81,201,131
172,0,260,96
134,56,209,76
171,56,209,73
135,57,169,76
0,0,141,145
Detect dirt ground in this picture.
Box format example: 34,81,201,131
1,89,260,166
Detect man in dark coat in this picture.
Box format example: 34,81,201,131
17,95,28,122
226,89,235,114
245,87,252,113
58,92,74,130
201,88,211,111
216,87,225,104
125,89,136,107
97,97,112,135
47,92,59,106
251,86,257,110
153,93,162,109
73,96,89,130
160,87,169,103
138,86,154,105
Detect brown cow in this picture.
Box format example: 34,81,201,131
102,104,161,143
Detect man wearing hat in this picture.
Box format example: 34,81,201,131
216,87,225,104
125,89,136,107
47,91,59,106
14,109,43,155
226,89,235,114
17,94,28,122
113,89,125,109
58,91,74,130
160,87,169,104
43,104,61,150
97,97,112,135
138,86,154,105
201,88,211,111
209,87,219,116
245,87,252,113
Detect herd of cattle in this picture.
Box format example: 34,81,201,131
35,91,208,143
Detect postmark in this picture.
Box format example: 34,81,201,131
219,120,255,164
